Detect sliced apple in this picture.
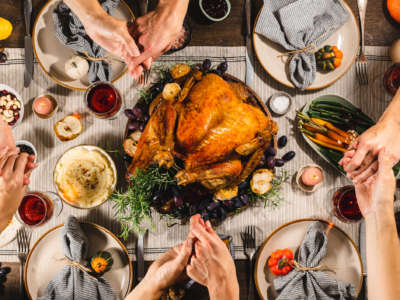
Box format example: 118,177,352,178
54,115,83,141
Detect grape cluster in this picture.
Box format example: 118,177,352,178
0,263,11,295
257,136,296,169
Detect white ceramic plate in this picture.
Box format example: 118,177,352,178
32,0,134,91
0,216,22,248
253,1,359,90
53,145,117,209
0,83,24,128
25,222,133,299
254,219,363,300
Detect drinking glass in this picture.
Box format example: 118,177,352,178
332,185,362,223
85,81,122,120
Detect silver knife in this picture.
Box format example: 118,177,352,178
136,230,146,283
358,220,367,300
24,0,34,88
245,0,254,87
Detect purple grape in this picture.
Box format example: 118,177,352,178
275,159,285,167
233,198,243,209
266,146,277,157
127,120,140,131
278,136,288,148
202,59,211,71
240,194,250,205
152,194,163,205
217,61,228,74
138,122,145,132
217,207,227,220
207,201,220,211
282,151,296,162
238,180,249,191
266,156,276,169
258,154,266,167
173,195,184,207
132,106,144,118
201,210,209,221
124,109,135,119
143,114,150,123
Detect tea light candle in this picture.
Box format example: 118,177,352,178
301,167,323,187
33,97,53,115
33,95,58,119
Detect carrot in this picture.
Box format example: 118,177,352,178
326,130,349,145
311,118,351,138
306,135,347,153
304,124,322,133
314,133,343,147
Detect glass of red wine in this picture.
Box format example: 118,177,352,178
332,186,363,223
17,191,63,227
85,81,122,120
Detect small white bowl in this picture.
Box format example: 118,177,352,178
199,0,231,22
15,140,38,163
0,84,24,128
268,92,292,116
296,164,324,193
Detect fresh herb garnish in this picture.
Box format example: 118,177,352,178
111,165,177,240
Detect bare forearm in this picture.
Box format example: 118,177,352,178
365,203,400,300
0,200,17,233
157,0,189,23
379,89,400,127
124,278,163,300
208,279,239,300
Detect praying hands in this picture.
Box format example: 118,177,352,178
63,0,189,80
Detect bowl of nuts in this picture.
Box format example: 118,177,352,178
0,84,24,128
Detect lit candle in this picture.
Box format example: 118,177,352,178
33,96,54,115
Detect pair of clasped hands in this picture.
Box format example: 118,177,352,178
74,0,189,80
127,214,239,300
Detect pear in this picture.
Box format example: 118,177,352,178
54,115,83,141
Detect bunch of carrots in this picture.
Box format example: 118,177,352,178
297,111,357,153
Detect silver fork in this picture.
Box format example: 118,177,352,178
241,225,256,300
137,0,150,86
17,228,31,298
356,0,368,85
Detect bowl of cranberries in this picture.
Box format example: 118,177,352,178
0,84,24,128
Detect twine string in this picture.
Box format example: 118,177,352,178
81,51,124,64
57,256,99,281
277,26,336,58
292,260,335,273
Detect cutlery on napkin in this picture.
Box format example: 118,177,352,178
38,216,118,300
254,0,349,90
274,221,356,300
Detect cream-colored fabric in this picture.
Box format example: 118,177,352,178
0,46,396,262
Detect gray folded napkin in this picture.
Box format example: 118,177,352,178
38,216,118,300
52,0,120,83
274,222,356,300
255,0,349,90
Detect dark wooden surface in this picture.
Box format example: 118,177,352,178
1,0,400,48
1,260,258,300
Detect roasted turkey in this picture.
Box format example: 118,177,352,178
128,70,278,195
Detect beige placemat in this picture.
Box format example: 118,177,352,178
0,46,395,262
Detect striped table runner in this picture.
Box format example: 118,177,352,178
0,46,396,262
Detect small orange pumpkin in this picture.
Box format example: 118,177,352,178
90,251,113,275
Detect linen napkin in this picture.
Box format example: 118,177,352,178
274,222,356,300
38,216,118,300
255,0,349,90
52,0,120,83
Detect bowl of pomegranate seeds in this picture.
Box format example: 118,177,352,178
0,84,24,128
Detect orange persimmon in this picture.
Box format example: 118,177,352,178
388,0,400,23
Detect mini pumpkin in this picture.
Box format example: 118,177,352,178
90,251,114,275
315,45,343,72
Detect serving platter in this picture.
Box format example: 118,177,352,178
254,219,363,300
32,0,134,91
0,216,22,248
253,0,359,90
24,222,133,300
123,70,278,225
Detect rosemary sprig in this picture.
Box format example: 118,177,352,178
138,89,154,105
111,165,177,240
247,170,290,208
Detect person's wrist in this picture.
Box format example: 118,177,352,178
208,275,239,299
156,0,188,25
135,277,164,300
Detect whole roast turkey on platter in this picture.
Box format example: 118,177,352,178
125,64,278,200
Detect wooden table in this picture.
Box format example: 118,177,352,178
0,0,400,48
0,0,396,299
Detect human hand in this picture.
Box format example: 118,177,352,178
187,215,239,300
141,236,193,293
339,120,400,180
354,150,396,218
127,1,188,79
82,14,140,63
